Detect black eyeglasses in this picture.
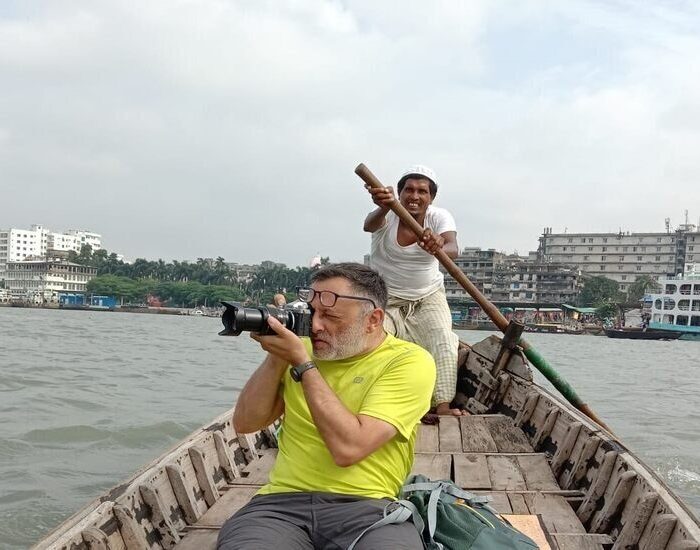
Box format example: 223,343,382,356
297,288,377,309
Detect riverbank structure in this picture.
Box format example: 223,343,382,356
442,247,579,304
4,259,97,304
538,223,700,293
0,224,102,277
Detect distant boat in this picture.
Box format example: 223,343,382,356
604,327,682,340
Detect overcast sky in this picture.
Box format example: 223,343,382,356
2,1,700,266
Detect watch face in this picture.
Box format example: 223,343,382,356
291,362,314,382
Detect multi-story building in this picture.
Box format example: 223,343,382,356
4,259,97,303
0,224,102,279
538,225,700,293
493,262,580,304
226,262,260,284
443,247,505,299
66,229,102,252
0,224,49,273
443,247,580,304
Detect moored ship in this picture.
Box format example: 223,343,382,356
647,275,700,341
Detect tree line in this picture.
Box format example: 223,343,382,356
577,274,660,320
69,245,328,308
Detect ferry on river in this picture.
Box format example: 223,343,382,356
646,275,700,341
33,329,700,550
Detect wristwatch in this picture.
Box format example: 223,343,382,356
290,361,317,382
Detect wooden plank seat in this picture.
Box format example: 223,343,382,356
193,485,262,527
416,414,535,454
229,449,277,485
174,415,593,549
454,453,559,491
173,529,219,550
460,414,534,453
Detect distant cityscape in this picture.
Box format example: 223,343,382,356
1,219,700,307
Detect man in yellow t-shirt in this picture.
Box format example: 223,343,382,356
218,263,435,549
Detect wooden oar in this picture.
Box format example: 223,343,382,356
355,163,612,432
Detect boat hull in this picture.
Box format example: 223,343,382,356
604,327,682,340
32,335,700,549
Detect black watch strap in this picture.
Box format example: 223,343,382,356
290,361,317,382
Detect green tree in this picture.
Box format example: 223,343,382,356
594,302,618,321
626,275,659,303
578,276,625,307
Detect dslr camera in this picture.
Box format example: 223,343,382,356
219,301,312,337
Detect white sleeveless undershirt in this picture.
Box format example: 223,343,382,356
370,206,456,300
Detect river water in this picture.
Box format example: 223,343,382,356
1,307,699,548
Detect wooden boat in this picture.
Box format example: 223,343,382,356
33,334,700,550
604,327,682,340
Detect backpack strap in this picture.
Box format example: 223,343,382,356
346,499,425,550
405,481,497,547
403,481,493,507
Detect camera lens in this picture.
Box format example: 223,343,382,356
219,302,294,336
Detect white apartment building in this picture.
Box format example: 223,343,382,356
0,224,102,277
538,227,700,292
4,259,97,303
66,229,102,252
0,224,49,272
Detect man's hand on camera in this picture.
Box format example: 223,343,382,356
251,316,310,367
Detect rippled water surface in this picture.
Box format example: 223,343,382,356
1,307,699,548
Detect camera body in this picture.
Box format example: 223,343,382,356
219,301,312,337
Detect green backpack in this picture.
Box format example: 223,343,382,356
348,475,539,550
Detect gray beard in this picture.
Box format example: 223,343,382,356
313,320,369,361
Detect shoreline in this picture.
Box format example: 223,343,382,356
0,303,220,316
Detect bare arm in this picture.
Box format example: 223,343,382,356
363,206,389,233
363,185,395,233
232,352,286,433
441,231,459,259
300,368,397,467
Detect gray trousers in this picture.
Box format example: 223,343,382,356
217,492,423,550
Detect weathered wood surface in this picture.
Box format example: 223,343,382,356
415,423,439,452
552,534,605,550
508,493,529,514
488,455,527,490
438,416,463,452
458,414,534,453
517,454,559,490
453,453,491,489
460,415,498,452
234,450,277,485
525,492,587,534
171,529,218,550
411,453,452,479
195,486,261,527
484,491,512,514
486,414,534,452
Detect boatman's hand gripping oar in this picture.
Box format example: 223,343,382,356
354,162,613,434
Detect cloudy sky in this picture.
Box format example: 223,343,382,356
2,1,700,266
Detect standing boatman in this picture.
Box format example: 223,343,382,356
363,164,465,416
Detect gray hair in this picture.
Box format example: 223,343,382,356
310,262,388,310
